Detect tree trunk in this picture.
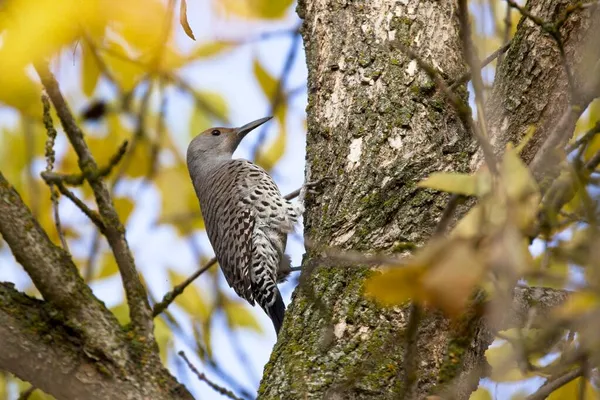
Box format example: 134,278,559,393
258,0,600,399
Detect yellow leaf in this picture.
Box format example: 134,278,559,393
365,264,425,306
0,373,6,399
155,316,172,363
98,254,119,279
514,125,536,155
114,196,134,223
168,270,210,320
547,377,598,400
418,172,485,196
469,387,492,400
555,292,600,318
255,118,286,171
189,109,211,139
215,0,294,20
179,0,196,40
156,164,204,235
223,299,263,333
0,0,106,81
527,254,568,289
193,321,213,360
485,342,534,382
15,379,56,400
501,148,539,203
108,0,167,56
196,90,229,121
253,58,277,101
0,69,42,117
190,41,235,59
421,240,485,316
81,40,101,97
111,302,130,325
102,39,145,91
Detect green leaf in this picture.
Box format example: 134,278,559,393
223,299,263,333
179,0,196,40
253,58,277,101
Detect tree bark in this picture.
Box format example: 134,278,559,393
258,0,599,399
0,173,192,399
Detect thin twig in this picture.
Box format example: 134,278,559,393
526,367,583,400
449,41,512,90
23,118,39,218
152,186,303,317
498,5,513,67
53,182,106,232
433,194,466,237
178,351,243,400
17,386,36,400
153,258,217,317
41,94,70,251
36,62,154,345
42,141,128,186
390,41,498,174
399,303,422,398
458,0,497,173
566,120,600,154
251,32,301,160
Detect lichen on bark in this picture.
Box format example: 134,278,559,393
259,1,475,398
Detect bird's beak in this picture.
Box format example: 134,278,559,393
235,116,272,141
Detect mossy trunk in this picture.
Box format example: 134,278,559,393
258,1,488,399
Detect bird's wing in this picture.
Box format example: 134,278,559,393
220,206,255,305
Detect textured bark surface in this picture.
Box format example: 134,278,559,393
258,0,596,399
0,283,192,400
482,0,600,171
0,173,192,400
260,1,476,398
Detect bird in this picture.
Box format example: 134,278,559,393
186,116,302,334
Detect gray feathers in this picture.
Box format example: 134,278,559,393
188,151,299,333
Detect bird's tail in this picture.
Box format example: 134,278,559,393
267,290,286,335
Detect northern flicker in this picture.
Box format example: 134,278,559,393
186,116,301,334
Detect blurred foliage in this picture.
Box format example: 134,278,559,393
364,1,600,398
0,0,297,397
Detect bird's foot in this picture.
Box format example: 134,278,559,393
297,177,334,212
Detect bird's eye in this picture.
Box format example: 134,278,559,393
211,129,221,136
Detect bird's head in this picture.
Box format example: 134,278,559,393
187,116,272,163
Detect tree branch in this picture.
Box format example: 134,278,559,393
0,283,185,400
35,62,155,348
0,171,127,366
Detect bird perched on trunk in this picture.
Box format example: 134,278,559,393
186,117,302,334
